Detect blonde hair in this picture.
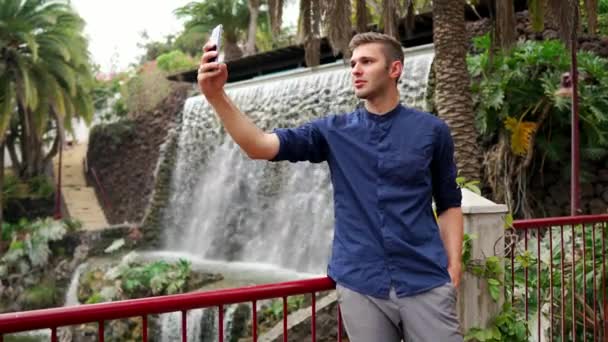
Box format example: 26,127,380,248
348,32,404,66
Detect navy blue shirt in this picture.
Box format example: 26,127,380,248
271,104,462,299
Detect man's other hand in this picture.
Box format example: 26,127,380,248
448,262,462,289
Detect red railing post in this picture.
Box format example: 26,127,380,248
537,230,541,341
98,320,104,342
181,310,187,342
283,296,288,342
252,300,257,342
311,293,316,342
337,304,342,342
549,227,553,342
142,315,148,342
561,225,566,340
572,224,577,342
219,304,224,342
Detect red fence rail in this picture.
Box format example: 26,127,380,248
0,277,338,342
510,214,608,342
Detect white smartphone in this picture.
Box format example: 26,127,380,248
209,24,223,63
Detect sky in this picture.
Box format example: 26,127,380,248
71,1,298,74
71,0,192,73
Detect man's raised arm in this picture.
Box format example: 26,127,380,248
197,42,279,160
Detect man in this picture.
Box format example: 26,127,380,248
198,32,463,342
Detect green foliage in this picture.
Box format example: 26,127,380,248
260,295,307,325
456,175,481,195
2,174,54,208
91,75,128,123
20,281,57,309
80,253,194,303
156,50,197,72
0,218,68,285
462,234,505,302
466,303,528,342
468,36,608,168
89,119,135,151
85,292,104,304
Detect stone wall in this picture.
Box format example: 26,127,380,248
528,160,608,216
87,84,192,225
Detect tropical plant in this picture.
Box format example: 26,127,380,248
0,0,95,179
0,218,67,281
468,36,608,217
78,252,195,303
175,0,251,61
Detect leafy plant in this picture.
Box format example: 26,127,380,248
468,36,608,216
80,253,194,303
466,303,528,342
0,218,67,270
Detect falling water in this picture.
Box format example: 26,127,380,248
163,45,435,275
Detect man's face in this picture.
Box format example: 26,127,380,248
350,42,400,100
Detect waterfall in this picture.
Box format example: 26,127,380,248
163,45,435,275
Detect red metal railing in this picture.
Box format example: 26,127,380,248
510,214,608,341
0,276,338,342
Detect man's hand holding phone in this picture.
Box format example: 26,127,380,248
197,25,227,101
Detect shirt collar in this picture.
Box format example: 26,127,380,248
361,103,403,122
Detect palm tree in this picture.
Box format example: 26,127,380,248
175,0,250,61
431,0,480,180
0,0,94,180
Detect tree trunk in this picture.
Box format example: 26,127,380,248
0,142,4,229
355,0,368,33
246,0,261,56
432,0,481,181
382,0,399,40
544,0,560,30
224,40,244,62
268,0,284,38
6,128,21,176
495,0,517,49
584,0,598,35
325,0,352,58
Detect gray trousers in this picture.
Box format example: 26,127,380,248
336,283,462,342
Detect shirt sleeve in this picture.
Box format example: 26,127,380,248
270,118,328,163
431,121,462,215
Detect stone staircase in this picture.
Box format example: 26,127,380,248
53,143,109,230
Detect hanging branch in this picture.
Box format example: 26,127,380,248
402,0,416,38
325,0,352,58
268,0,284,37
355,0,369,33
383,0,399,40
299,0,321,67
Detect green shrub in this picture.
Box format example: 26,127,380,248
20,281,57,310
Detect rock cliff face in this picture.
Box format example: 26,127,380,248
87,84,193,225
